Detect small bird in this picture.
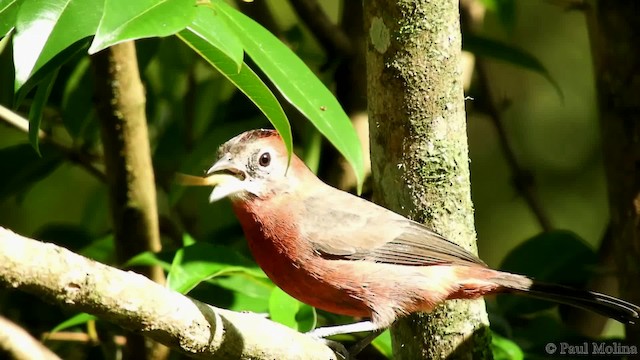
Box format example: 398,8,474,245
179,129,639,344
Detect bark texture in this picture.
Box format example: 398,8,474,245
0,227,337,360
91,42,166,359
586,1,640,351
0,316,61,360
364,0,491,358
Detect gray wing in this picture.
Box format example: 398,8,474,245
300,187,487,268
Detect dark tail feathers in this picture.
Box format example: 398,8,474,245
492,273,640,324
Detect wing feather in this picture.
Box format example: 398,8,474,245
300,187,486,268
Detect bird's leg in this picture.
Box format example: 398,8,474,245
348,328,384,357
307,321,385,360
306,320,379,338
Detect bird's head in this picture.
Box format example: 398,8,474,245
205,129,307,203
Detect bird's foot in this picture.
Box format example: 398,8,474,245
316,338,350,360
307,321,384,359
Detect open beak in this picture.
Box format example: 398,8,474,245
205,158,247,203
175,158,247,202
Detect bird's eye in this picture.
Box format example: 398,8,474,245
258,152,271,167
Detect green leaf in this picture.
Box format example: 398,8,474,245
268,287,316,332
28,69,57,155
208,274,273,313
303,129,322,174
125,251,173,272
0,143,62,201
50,313,96,334
295,301,317,333
371,329,392,358
182,233,196,246
463,35,562,100
62,57,94,138
0,0,21,38
78,234,115,264
186,5,243,72
167,242,266,294
35,224,93,251
480,0,516,30
89,0,197,54
178,25,292,159
214,1,365,192
491,332,524,360
13,0,102,90
269,287,300,330
498,231,597,316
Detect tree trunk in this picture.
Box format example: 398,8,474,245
586,1,640,352
364,0,492,358
91,41,167,360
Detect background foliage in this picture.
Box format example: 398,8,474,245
0,0,629,359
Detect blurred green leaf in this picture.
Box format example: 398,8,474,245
182,233,196,246
269,287,300,330
210,273,273,312
0,143,63,201
125,250,173,271
62,57,94,138
0,0,20,38
13,0,102,91
492,332,524,360
78,234,115,264
371,329,392,358
50,313,96,334
0,35,15,106
498,231,597,316
28,69,57,155
480,0,516,30
509,315,579,357
463,34,562,99
295,300,317,333
178,23,292,164
269,287,316,332
167,242,266,294
89,0,197,54
35,224,93,251
214,1,365,193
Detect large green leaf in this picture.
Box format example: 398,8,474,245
491,332,524,360
214,1,365,191
463,34,562,99
78,234,115,264
479,0,516,30
125,250,173,271
186,5,243,71
61,57,95,139
0,0,21,38
28,69,57,155
178,18,292,158
371,329,392,358
89,0,197,54
498,231,597,316
13,0,102,91
167,242,266,294
0,143,63,201
269,287,316,332
208,274,273,313
35,224,93,252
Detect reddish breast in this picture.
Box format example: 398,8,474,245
231,197,371,318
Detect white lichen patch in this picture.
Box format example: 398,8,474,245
369,17,390,54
